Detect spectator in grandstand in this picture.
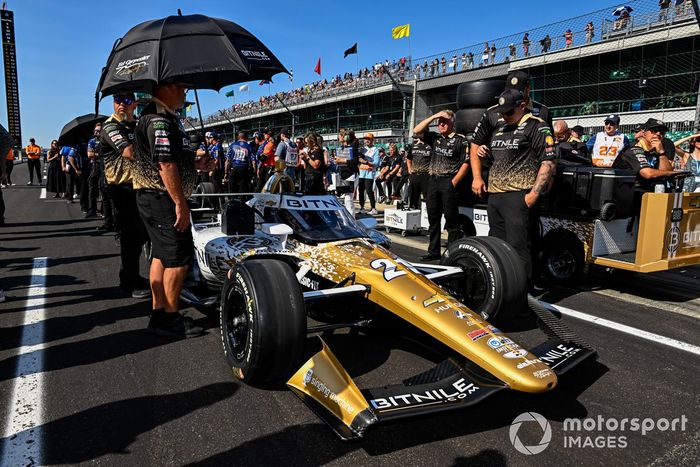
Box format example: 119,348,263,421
585,22,595,43
467,52,474,69
482,43,490,66
508,43,517,61
672,132,700,181
407,132,432,209
586,114,629,167
422,60,429,77
301,132,326,195
659,0,671,22
257,128,277,191
490,43,497,64
461,52,468,71
225,131,253,193
540,34,552,53
571,125,586,142
564,30,573,48
675,0,689,18
275,129,299,181
450,55,458,72
523,33,531,57
441,56,447,74
358,133,379,215
614,8,631,31
482,89,556,287
612,118,678,190
413,109,470,262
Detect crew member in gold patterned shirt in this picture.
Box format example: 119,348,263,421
133,83,213,338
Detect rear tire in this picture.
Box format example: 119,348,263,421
454,108,487,136
456,80,505,109
220,259,306,384
440,236,527,324
195,182,218,209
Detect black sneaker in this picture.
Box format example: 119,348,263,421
420,253,441,261
147,312,204,338
118,283,151,299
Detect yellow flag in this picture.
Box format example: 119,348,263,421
391,24,410,40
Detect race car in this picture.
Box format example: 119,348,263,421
186,169,596,440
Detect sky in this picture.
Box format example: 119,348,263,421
0,0,625,146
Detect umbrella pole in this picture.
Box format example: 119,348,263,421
193,89,210,157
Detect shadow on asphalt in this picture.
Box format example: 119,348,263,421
0,246,39,253
0,218,95,227
0,228,110,243
0,297,150,352
0,253,117,275
8,382,239,465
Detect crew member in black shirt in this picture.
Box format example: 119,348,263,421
99,93,150,299
480,89,557,283
302,132,326,195
613,118,677,189
471,71,552,196
407,132,431,209
412,109,470,261
133,83,214,338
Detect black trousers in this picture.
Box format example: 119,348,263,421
358,177,376,209
27,159,41,183
228,166,250,193
487,191,541,281
87,163,100,215
426,176,462,255
409,173,429,209
78,170,89,210
392,175,408,199
0,184,5,223
109,184,148,287
5,160,13,184
257,166,274,191
66,171,78,199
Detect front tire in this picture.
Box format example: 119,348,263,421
542,236,584,284
220,259,306,384
440,236,527,323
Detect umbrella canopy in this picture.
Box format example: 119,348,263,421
96,13,288,99
58,114,108,146
613,5,633,15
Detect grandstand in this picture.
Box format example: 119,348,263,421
189,0,700,145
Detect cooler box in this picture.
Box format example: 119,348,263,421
542,166,636,220
384,209,422,232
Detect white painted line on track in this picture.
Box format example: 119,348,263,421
543,301,700,357
39,188,46,199
1,258,48,467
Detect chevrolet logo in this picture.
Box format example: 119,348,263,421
423,294,445,308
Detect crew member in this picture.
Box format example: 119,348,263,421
406,132,432,209
256,128,276,191
25,138,42,185
301,132,326,195
225,131,253,193
482,89,557,284
275,129,299,181
471,71,551,195
412,109,470,261
613,118,677,189
586,114,629,167
133,82,214,338
99,93,150,299
85,124,102,218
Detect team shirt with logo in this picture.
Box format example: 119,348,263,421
227,140,253,168
133,99,196,197
423,131,468,177
99,115,136,185
472,100,552,151
612,144,655,189
407,141,432,174
487,114,556,193
275,140,299,167
588,131,628,167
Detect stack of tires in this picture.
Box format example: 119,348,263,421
454,80,505,136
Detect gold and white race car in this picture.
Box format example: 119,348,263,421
188,176,596,440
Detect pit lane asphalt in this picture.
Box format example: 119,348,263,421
0,165,698,466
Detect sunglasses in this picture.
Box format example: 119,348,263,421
114,97,134,105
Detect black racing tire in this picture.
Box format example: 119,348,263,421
440,236,527,324
454,109,486,136
220,259,306,384
195,181,218,209
456,80,505,109
541,234,584,284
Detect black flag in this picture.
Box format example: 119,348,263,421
343,43,358,58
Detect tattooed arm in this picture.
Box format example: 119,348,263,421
525,160,555,208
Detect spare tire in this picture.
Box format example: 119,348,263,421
455,108,487,136
195,181,218,209
456,80,505,109
220,259,306,384
440,236,527,324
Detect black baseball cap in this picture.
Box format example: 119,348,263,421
604,114,621,125
571,125,584,135
262,127,272,135
504,71,530,91
632,123,644,133
493,89,526,114
642,118,668,132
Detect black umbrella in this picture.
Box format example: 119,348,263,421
96,12,288,104
58,113,108,146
